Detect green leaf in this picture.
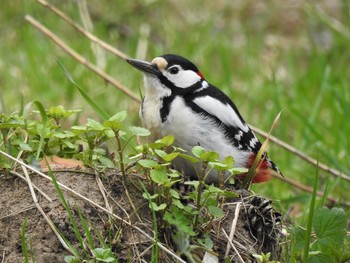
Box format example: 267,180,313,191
207,206,224,218
179,153,199,163
62,140,76,149
155,149,180,162
104,129,115,138
184,180,199,189
142,193,159,200
24,101,48,160
309,252,333,263
138,159,159,168
192,146,219,161
201,151,219,162
169,189,180,199
92,248,117,262
207,185,224,194
71,125,87,132
21,219,28,263
208,161,227,170
19,142,32,151
163,208,196,236
87,118,105,131
54,131,75,139
198,234,214,250
222,190,239,198
192,145,206,158
129,126,150,136
172,199,184,209
150,167,168,184
98,156,115,168
64,256,80,263
150,202,167,211
229,167,248,175
109,111,127,122
313,207,347,247
47,105,80,119
156,135,175,146
222,156,234,169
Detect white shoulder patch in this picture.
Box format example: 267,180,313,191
193,96,249,132
194,81,209,93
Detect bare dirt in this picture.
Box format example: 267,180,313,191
0,169,283,263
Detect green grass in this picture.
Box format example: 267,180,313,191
1,0,349,220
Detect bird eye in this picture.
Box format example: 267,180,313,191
168,67,179,74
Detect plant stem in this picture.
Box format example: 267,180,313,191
115,131,126,178
193,162,207,228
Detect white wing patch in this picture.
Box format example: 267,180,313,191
234,130,244,141
194,81,209,93
193,96,250,132
249,137,259,149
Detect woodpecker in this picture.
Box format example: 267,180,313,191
127,54,282,183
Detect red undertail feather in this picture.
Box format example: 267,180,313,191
241,153,273,183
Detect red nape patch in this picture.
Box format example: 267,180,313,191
238,154,272,183
197,71,204,79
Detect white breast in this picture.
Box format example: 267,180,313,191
141,75,171,139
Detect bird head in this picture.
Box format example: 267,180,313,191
127,54,205,96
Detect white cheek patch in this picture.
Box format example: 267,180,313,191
193,96,250,132
166,69,201,88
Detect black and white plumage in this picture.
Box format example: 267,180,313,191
127,54,281,183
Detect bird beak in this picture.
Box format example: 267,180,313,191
127,58,161,76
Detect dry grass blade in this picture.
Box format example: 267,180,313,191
10,170,52,202
0,149,186,263
224,202,242,259
94,170,112,213
222,229,244,263
243,112,282,189
20,163,73,254
24,15,140,103
0,206,36,220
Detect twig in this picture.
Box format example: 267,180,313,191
35,0,129,60
271,173,350,207
224,202,243,259
0,150,186,263
222,228,244,263
250,125,350,182
24,15,140,103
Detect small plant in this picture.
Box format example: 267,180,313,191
132,136,247,257
291,206,350,263
3,106,349,262
253,252,280,263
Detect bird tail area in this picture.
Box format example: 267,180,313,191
241,153,283,183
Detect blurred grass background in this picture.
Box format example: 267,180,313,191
1,0,349,218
